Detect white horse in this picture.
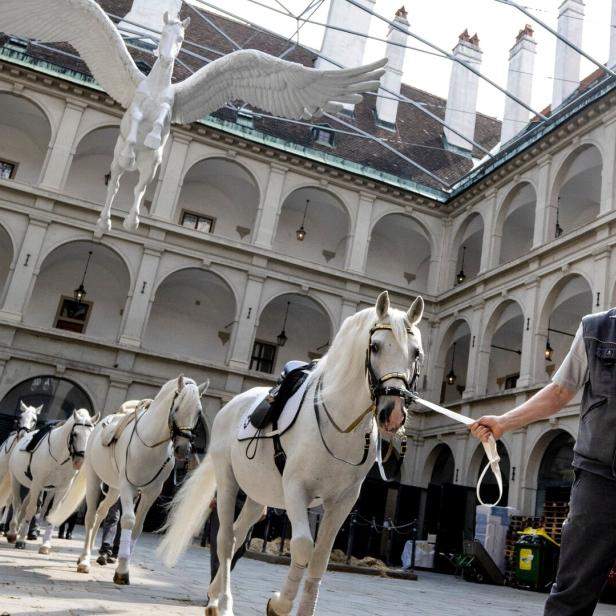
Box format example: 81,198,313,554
158,291,424,616
1,408,98,554
0,402,42,530
49,375,208,585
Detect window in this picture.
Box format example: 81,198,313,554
237,110,255,128
181,211,215,233
310,124,336,147
0,159,17,180
54,297,92,334
250,340,277,374
5,37,28,53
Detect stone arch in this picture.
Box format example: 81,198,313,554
366,213,433,292
537,273,592,381
176,156,261,242
23,240,131,342
496,182,536,265
422,443,455,488
525,428,575,515
273,186,351,269
253,292,333,375
484,299,525,394
452,212,484,285
143,268,238,364
552,144,602,235
0,222,14,305
64,125,158,212
0,92,53,184
437,318,472,404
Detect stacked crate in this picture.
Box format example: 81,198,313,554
543,501,569,544
475,505,519,573
504,515,544,586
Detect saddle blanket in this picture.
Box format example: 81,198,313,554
100,399,152,446
237,378,310,442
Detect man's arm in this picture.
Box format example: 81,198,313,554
470,382,576,442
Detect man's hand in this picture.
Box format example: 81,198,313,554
470,415,505,442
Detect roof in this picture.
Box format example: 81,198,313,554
0,0,501,193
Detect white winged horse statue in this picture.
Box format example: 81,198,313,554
158,291,424,616
1,0,386,233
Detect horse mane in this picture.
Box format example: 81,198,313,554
308,306,412,406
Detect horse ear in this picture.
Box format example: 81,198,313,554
198,379,210,398
163,10,170,24
72,409,79,420
91,412,101,424
20,400,28,412
375,290,390,321
407,296,424,325
182,16,191,29
177,374,185,392
35,405,43,415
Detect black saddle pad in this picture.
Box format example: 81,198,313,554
250,362,313,430
23,424,54,453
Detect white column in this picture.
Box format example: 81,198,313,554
600,118,616,215
444,31,482,153
227,274,265,370
592,248,611,312
0,220,48,322
610,0,616,67
501,26,537,145
517,280,539,388
103,378,132,416
375,8,408,127
120,0,182,39
150,134,190,222
479,192,496,272
508,428,528,512
552,0,585,110
339,298,358,329
534,157,553,246
346,192,374,273
463,302,484,399
39,101,86,190
253,163,286,249
119,248,162,346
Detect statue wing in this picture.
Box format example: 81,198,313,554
1,0,143,107
172,49,386,124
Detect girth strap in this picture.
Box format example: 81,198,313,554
410,395,502,506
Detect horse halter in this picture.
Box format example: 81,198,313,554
166,388,200,446
365,322,421,407
67,419,95,459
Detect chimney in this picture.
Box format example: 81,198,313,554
316,0,376,110
501,25,537,145
444,30,483,154
610,0,616,67
375,7,409,128
121,0,182,39
552,0,585,110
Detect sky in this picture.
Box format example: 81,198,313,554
188,0,613,119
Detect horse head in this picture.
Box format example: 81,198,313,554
167,374,209,461
156,12,191,65
69,408,99,470
16,401,42,440
367,291,424,435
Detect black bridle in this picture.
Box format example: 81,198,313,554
67,419,95,460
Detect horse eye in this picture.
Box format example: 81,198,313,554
370,342,379,354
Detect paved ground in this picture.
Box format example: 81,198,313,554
0,528,613,616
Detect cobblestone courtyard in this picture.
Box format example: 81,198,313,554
0,529,613,616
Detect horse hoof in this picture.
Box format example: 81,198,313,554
266,598,286,616
38,546,51,555
77,562,90,574
113,571,130,585
122,215,139,231
144,132,161,149
96,555,107,566
95,217,111,236
15,541,26,550
205,608,219,616
6,533,16,544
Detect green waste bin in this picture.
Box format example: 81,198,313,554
514,528,560,592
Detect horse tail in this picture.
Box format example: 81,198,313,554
0,473,11,511
157,453,217,567
47,462,88,526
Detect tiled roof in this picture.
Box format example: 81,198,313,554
0,0,502,192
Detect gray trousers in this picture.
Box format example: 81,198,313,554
99,499,121,556
544,469,616,616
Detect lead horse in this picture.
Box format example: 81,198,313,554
49,375,208,584
159,291,424,616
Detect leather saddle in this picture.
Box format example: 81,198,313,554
249,360,315,430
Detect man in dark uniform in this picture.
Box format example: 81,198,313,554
471,309,616,615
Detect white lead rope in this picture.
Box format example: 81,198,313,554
411,396,503,507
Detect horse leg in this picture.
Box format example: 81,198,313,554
15,483,41,549
296,492,360,616
123,153,159,231
207,498,265,612
123,485,158,561
6,478,22,543
267,485,313,616
93,489,120,565
144,103,170,150
95,156,125,235
77,464,102,573
113,483,138,585
119,105,142,168
38,490,55,555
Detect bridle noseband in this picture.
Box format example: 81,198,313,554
167,389,200,446
67,419,95,459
